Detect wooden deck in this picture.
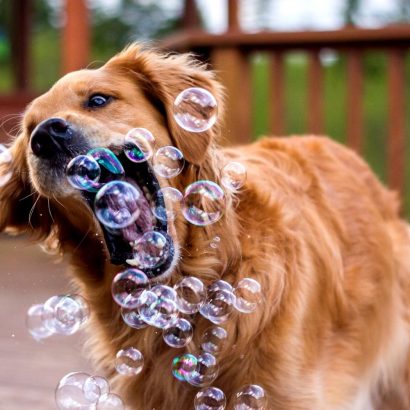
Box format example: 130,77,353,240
0,235,93,409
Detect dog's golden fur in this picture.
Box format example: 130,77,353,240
1,44,410,409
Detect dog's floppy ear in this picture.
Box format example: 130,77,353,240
105,44,224,165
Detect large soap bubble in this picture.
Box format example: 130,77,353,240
186,352,219,387
172,353,198,382
132,231,171,269
163,318,193,348
153,146,185,179
233,278,262,313
152,187,183,222
221,162,247,191
66,155,101,192
26,304,54,341
194,386,227,410
200,326,228,356
232,384,267,410
96,393,125,409
174,276,206,314
124,128,155,163
115,347,144,376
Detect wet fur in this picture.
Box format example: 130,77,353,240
1,44,410,409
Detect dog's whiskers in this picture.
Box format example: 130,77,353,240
28,194,41,229
73,227,92,254
47,198,55,224
19,191,36,201
52,194,67,211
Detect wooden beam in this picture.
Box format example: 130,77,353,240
181,0,201,30
62,0,90,74
269,52,285,136
307,51,324,134
228,0,240,32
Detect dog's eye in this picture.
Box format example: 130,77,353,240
86,94,111,109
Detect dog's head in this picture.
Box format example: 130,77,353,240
0,44,228,281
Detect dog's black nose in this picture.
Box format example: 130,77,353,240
30,118,73,158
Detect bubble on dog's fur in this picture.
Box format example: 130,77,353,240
0,144,12,187
138,285,179,328
173,87,218,133
124,128,155,163
172,353,198,381
55,372,98,408
194,386,227,410
112,268,149,309
174,276,207,314
88,147,125,175
66,154,102,191
96,393,125,409
186,352,219,387
200,326,228,356
115,347,144,376
153,146,185,178
26,304,54,341
152,186,183,221
84,376,110,402
163,318,193,348
210,236,221,249
121,306,148,329
132,231,171,269
182,180,226,226
232,384,267,410
221,161,247,191
94,181,141,229
233,278,262,314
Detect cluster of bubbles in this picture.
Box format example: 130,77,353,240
55,371,124,409
0,143,12,187
26,294,89,341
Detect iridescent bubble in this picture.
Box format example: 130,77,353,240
111,268,149,309
88,148,124,175
172,353,198,382
152,187,183,222
199,285,236,325
186,352,219,387
66,155,101,192
121,306,148,330
115,347,144,376
94,181,141,229
163,318,193,348
194,387,227,410
83,376,110,403
124,128,155,163
173,87,218,133
182,180,225,226
233,278,262,313
96,393,125,410
200,326,228,355
174,276,206,314
132,231,171,269
26,304,54,341
209,280,233,293
153,146,184,178
221,162,247,191
232,385,267,410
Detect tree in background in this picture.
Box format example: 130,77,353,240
343,0,360,26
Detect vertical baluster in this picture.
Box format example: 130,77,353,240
307,50,324,134
269,52,285,136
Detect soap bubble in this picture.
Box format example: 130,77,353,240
83,376,109,403
152,187,183,221
182,180,225,226
210,236,220,249
66,155,101,192
124,128,155,163
138,285,178,328
221,162,247,191
153,146,184,178
94,181,141,229
111,268,149,309
163,318,193,348
233,278,262,313
26,304,54,341
132,231,171,269
96,393,125,410
172,353,198,382
0,144,12,163
121,306,148,329
232,385,267,410
186,352,219,387
174,276,206,314
209,280,233,293
115,347,144,376
200,326,228,355
194,387,227,410
173,87,218,133
55,372,96,409
88,148,124,175
199,285,236,325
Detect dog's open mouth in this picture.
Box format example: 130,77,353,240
80,145,175,280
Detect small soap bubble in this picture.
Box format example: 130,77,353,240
173,87,218,133
112,268,149,309
174,276,206,314
199,284,236,325
172,353,198,382
26,304,54,341
234,278,262,313
182,180,225,226
66,155,101,191
55,372,95,409
200,326,228,355
132,231,171,269
115,347,144,376
88,147,124,175
153,146,184,178
163,318,193,348
124,128,155,163
221,162,247,191
194,386,227,410
152,187,183,222
96,393,125,410
94,181,141,229
186,352,219,387
121,306,148,329
210,236,220,249
233,384,267,410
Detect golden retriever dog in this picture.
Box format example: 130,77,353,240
1,43,410,410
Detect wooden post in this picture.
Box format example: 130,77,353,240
307,50,324,134
62,0,90,74
269,52,285,136
182,0,201,29
228,0,240,32
387,48,406,194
